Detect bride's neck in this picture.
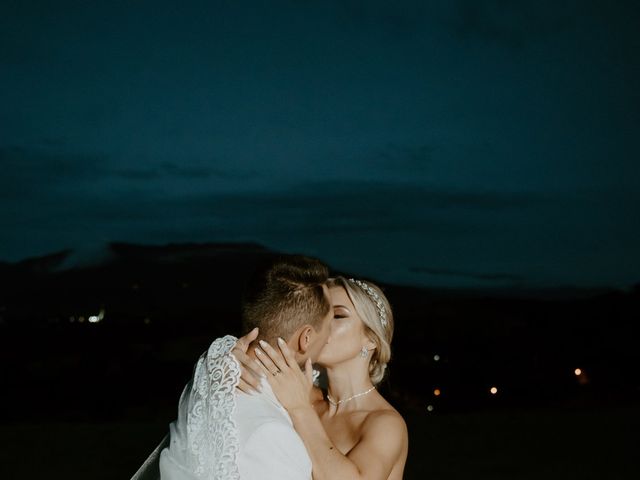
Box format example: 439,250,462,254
325,363,374,408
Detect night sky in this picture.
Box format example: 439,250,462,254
1,1,639,290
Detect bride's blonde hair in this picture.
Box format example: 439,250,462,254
327,276,394,385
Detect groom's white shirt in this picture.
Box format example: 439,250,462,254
234,375,312,479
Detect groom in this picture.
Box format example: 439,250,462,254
158,255,334,479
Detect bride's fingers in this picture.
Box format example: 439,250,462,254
254,346,281,375
276,337,298,369
304,358,313,385
238,362,262,392
257,340,289,373
231,348,266,382
234,327,259,353
237,377,260,394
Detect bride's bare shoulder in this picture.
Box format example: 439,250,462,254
363,403,408,439
356,405,408,466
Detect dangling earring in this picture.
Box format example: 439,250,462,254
360,346,369,358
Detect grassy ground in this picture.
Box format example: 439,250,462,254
404,406,639,479
1,406,637,479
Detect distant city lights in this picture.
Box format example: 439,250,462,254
68,309,105,324
575,367,589,385
490,386,498,395
88,309,105,323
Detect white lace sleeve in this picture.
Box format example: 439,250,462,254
185,335,241,480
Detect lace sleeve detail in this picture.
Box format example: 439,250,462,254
186,335,241,480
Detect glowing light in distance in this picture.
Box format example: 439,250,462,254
433,354,440,361
433,389,441,396
89,309,106,324
574,368,582,376
427,405,434,412
490,387,498,395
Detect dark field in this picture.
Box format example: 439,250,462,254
1,406,638,479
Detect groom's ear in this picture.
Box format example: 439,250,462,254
296,325,314,354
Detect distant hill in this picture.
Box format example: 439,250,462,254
2,249,73,274
1,241,630,300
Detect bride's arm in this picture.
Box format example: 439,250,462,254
289,405,406,480
255,339,407,480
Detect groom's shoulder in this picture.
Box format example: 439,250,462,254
241,419,310,466
235,392,293,433
235,402,305,456
236,419,312,478
240,419,304,451
233,392,311,475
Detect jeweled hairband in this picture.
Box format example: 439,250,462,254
348,278,388,328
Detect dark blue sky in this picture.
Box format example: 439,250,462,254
1,1,639,289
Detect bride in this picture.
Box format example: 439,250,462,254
236,276,408,479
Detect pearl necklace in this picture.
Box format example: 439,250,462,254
327,386,376,406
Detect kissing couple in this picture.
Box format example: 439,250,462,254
134,255,408,479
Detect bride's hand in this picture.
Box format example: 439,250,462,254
231,327,266,394
254,338,314,412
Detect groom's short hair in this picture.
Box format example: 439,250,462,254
241,255,331,341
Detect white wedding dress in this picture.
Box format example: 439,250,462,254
131,335,242,480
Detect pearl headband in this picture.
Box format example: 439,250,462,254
348,278,388,328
